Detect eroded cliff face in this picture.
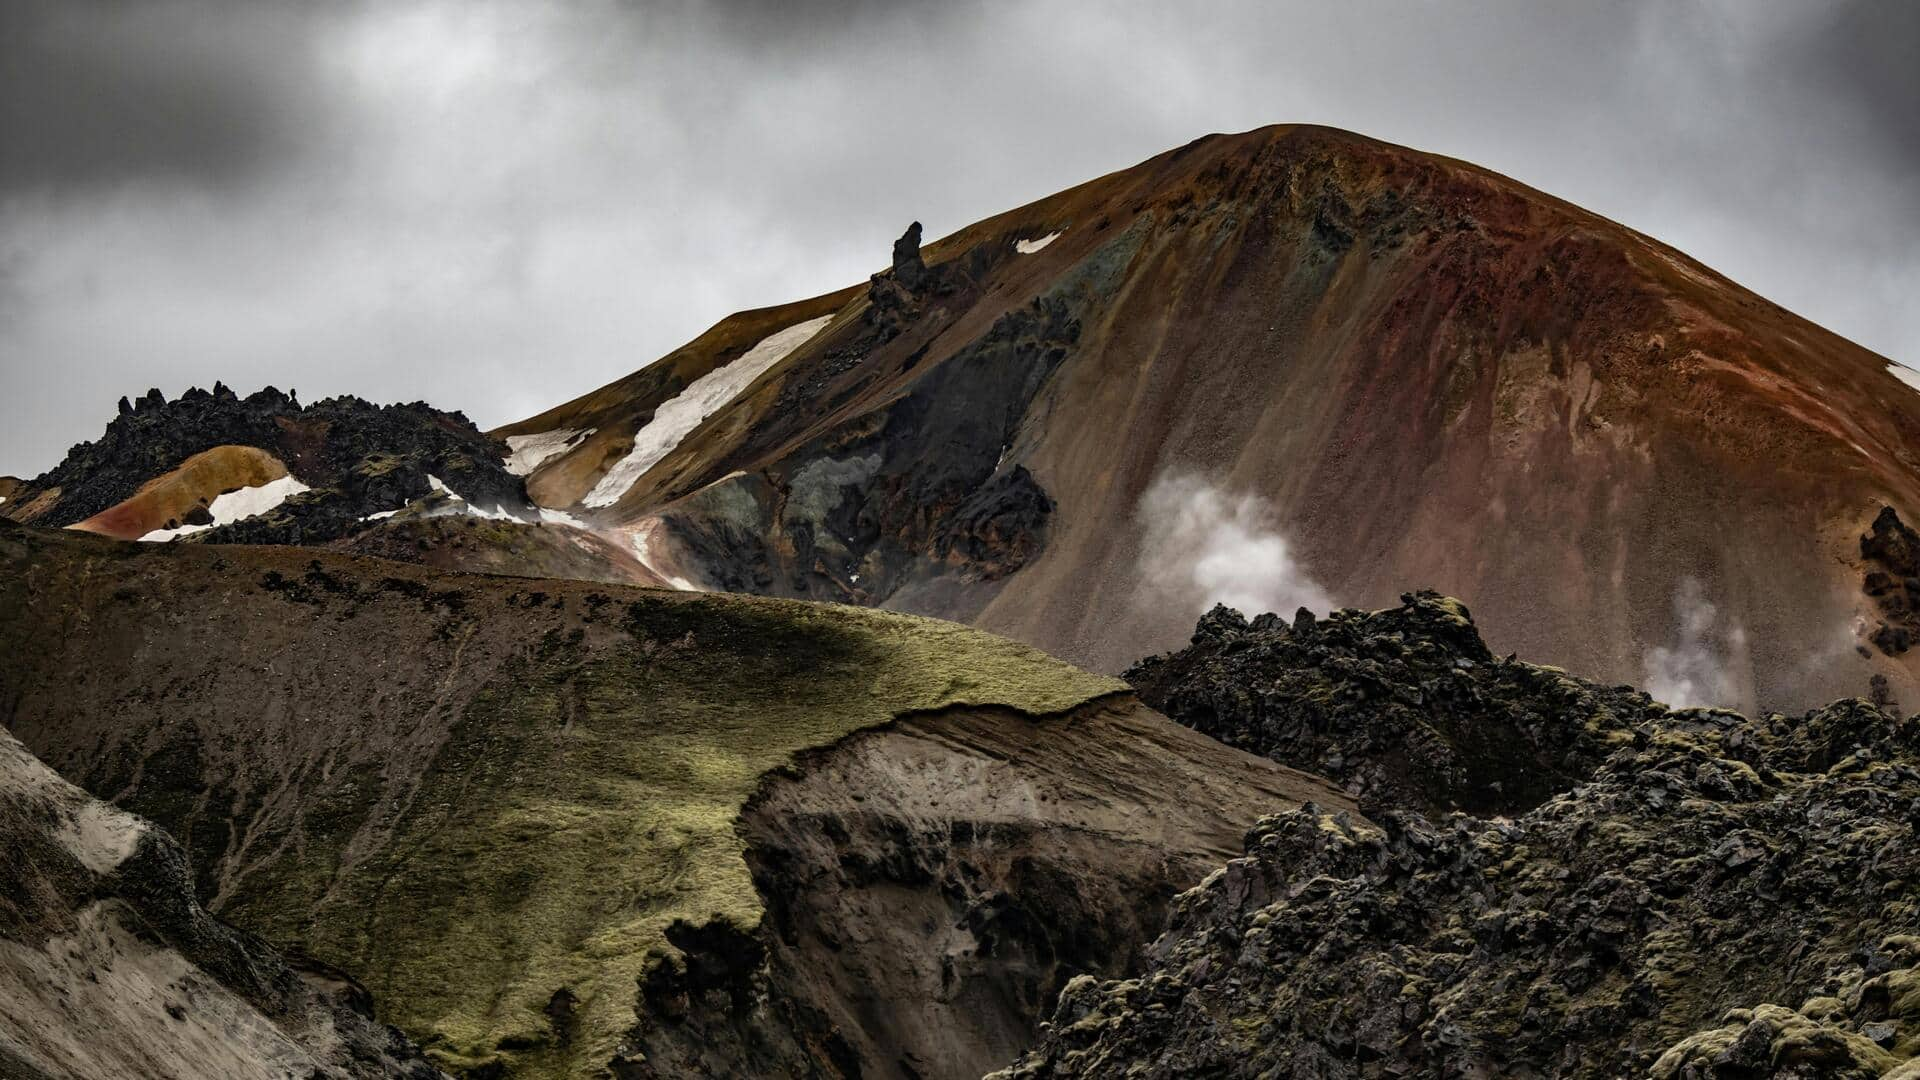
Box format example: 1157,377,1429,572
10,522,1331,1080
620,698,1357,1080
0,727,441,1080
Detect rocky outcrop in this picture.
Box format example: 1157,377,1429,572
1862,505,1920,657
653,218,1150,615
3,384,523,543
618,698,1356,1080
0,726,441,1080
997,615,1920,1078
1125,591,1652,816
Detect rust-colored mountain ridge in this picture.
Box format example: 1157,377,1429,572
494,124,1920,713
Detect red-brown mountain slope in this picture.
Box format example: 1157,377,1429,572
496,124,1920,712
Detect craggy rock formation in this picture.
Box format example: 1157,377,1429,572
2,383,523,543
1863,505,1920,657
0,726,440,1080
996,614,1920,1079
622,699,1353,1079
658,289,1086,608
497,125,1920,711
1125,592,1653,816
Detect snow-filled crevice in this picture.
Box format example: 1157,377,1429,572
582,314,834,509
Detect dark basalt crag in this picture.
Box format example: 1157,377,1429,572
662,293,1076,607
1862,505,1920,656
1002,637,1920,1078
657,216,1153,612
1125,591,1660,817
6,382,523,543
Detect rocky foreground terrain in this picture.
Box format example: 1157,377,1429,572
0,725,441,1080
996,594,1920,1078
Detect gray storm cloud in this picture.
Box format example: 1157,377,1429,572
2,1,1917,478
1135,472,1334,621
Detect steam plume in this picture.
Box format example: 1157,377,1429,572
1642,577,1748,709
1136,471,1333,620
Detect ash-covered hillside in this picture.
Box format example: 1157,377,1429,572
0,724,441,1080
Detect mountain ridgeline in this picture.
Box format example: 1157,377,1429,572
495,124,1920,714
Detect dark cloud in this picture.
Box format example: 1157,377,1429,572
1,1,1917,478
1795,0,1920,175
0,1,331,194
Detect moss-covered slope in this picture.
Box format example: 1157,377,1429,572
0,522,1120,1077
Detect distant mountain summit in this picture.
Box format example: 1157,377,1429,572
493,124,1920,711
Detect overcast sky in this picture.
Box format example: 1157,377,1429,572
2,1,1916,477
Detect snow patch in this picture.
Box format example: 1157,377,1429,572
1014,230,1062,254
427,475,517,520
504,428,595,475
137,475,310,541
583,314,835,508
537,506,588,528
359,509,400,522
628,519,697,590
1890,363,1920,393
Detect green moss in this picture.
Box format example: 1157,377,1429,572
235,589,1120,1078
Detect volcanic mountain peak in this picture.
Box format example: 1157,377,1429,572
485,123,1920,712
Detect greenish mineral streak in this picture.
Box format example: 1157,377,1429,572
228,592,1120,1078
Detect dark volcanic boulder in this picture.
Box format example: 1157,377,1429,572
1125,590,1660,816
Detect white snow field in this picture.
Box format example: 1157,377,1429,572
1890,363,1920,393
537,506,589,528
1015,231,1062,254
504,427,595,475
582,314,835,508
137,475,311,541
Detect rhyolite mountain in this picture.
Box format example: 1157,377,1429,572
8,121,1920,1080
0,521,1350,1079
494,124,1920,713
